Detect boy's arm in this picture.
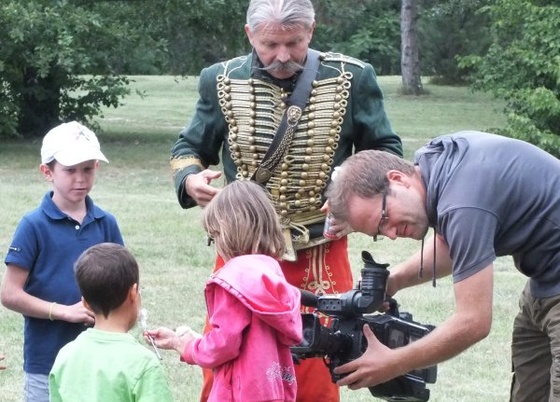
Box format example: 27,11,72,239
0,264,94,324
1,264,47,318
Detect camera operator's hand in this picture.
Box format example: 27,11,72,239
334,324,401,390
320,202,352,238
184,169,222,207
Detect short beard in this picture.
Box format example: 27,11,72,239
258,59,305,76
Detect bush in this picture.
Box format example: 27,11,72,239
459,0,560,154
0,0,131,138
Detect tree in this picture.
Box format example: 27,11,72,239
400,0,423,95
459,0,560,155
313,0,401,75
418,0,492,84
0,0,131,138
121,0,248,76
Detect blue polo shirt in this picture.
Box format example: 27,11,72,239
4,191,124,375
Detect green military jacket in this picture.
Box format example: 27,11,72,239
171,50,402,247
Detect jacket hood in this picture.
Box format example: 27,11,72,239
207,254,302,345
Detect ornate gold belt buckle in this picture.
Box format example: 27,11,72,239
286,105,302,126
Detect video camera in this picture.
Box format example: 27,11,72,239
291,251,437,401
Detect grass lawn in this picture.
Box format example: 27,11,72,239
0,75,522,401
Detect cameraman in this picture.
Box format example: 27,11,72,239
325,131,560,402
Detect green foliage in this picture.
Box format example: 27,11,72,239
0,81,19,138
312,0,494,81
86,2,170,75
313,0,401,75
419,0,492,84
122,0,248,76
459,0,560,154
0,0,131,138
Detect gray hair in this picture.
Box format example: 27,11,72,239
246,0,315,32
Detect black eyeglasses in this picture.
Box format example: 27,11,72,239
373,192,388,242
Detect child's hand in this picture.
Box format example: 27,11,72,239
176,326,202,343
176,325,202,338
144,327,181,352
58,301,95,325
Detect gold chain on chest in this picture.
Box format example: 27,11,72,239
217,71,351,226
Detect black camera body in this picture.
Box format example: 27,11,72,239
292,251,437,402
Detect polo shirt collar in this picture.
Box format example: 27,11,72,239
41,191,104,221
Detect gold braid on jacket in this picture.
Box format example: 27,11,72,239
217,53,355,250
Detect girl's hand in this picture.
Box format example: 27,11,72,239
144,327,180,351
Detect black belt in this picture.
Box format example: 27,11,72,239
291,221,325,241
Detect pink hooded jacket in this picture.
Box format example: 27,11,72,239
181,254,303,402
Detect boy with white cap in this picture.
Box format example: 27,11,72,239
0,121,124,402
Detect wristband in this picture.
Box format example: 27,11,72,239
48,302,57,321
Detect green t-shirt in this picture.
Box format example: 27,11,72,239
49,328,174,402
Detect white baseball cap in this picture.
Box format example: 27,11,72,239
41,121,109,166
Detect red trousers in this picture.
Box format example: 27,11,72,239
200,237,353,402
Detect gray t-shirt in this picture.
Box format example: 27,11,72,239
414,131,560,297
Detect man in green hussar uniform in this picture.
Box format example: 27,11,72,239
170,0,402,401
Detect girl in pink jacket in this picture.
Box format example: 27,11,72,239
145,181,303,402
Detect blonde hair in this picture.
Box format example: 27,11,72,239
203,180,285,260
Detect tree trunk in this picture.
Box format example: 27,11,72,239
401,0,424,95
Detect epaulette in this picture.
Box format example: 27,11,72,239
220,54,250,74
320,52,366,69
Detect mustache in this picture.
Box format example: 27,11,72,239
258,59,305,75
